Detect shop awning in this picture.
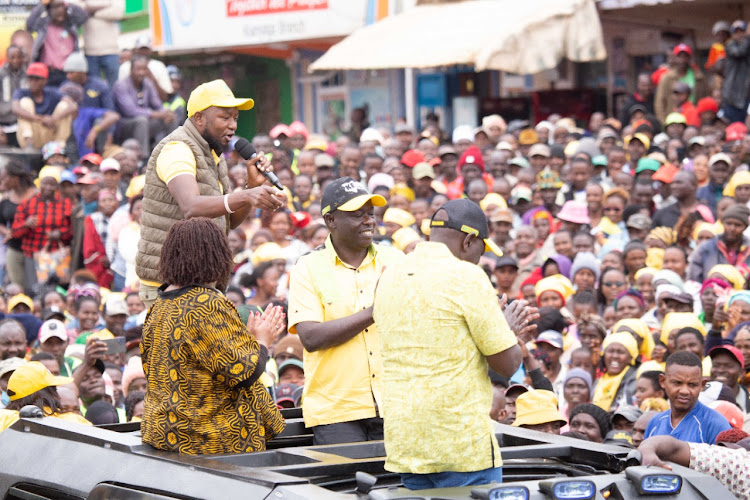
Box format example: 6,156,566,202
309,0,606,74
597,0,693,8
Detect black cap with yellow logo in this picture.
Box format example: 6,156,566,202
430,199,503,256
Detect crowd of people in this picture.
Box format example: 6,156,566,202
0,1,748,493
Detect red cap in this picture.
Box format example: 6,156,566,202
709,345,745,369
26,62,49,79
290,211,311,229
652,163,679,184
696,97,719,115
400,149,425,168
288,121,308,140
673,43,692,56
269,124,291,139
81,153,102,166
726,122,748,142
458,146,485,172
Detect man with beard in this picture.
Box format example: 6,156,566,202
136,79,286,307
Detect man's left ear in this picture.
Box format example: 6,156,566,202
463,232,477,252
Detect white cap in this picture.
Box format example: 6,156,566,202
105,298,128,317
39,319,67,344
100,158,120,173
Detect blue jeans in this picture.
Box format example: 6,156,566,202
401,467,502,490
112,272,126,292
87,54,120,86
718,102,749,125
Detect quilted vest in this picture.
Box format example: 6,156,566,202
135,120,231,283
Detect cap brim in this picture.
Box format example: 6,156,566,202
484,238,503,257
337,194,387,212
216,97,254,111
49,375,74,386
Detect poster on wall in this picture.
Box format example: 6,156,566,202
350,87,391,128
150,0,365,52
0,0,36,65
318,87,348,140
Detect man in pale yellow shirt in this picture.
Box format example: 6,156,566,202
288,177,403,444
136,80,285,306
374,199,534,490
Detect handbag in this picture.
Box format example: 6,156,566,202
34,243,71,283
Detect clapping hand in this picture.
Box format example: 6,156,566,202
247,305,286,349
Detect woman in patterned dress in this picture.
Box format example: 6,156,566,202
141,217,286,454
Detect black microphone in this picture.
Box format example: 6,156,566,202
234,137,284,191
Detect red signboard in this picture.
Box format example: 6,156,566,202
226,0,329,17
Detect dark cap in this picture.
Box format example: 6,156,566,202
494,255,518,269
612,405,643,423
320,177,386,216
505,383,529,397
42,306,66,322
721,204,750,227
430,199,502,256
275,383,299,408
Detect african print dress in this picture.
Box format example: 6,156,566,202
141,285,284,454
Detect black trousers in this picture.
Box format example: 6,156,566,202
312,417,384,445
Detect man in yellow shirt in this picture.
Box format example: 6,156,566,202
288,177,403,444
374,199,533,490
136,79,286,306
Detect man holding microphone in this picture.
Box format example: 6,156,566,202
136,79,285,306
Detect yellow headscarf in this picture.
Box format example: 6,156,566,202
391,183,415,202
708,264,746,290
660,312,706,345
646,227,677,247
645,248,664,270
593,332,639,411
383,207,416,228
602,331,639,364
723,171,750,197
613,318,654,360
636,360,665,378
534,275,575,305
692,222,721,241
480,193,508,211
391,227,421,252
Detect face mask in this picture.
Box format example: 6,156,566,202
1,391,9,407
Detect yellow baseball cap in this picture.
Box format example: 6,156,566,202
8,294,33,313
187,79,254,118
7,361,73,401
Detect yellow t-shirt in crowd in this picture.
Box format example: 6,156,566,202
373,241,518,474
288,235,403,427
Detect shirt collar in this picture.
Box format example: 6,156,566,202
324,234,376,269
413,241,453,258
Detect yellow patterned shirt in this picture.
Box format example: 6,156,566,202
288,235,403,427
373,242,518,474
141,285,284,454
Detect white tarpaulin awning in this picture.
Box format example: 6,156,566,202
309,0,607,74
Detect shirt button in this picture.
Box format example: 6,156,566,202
365,329,369,333
369,351,373,355
372,374,376,378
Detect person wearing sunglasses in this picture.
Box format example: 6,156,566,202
598,267,628,314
